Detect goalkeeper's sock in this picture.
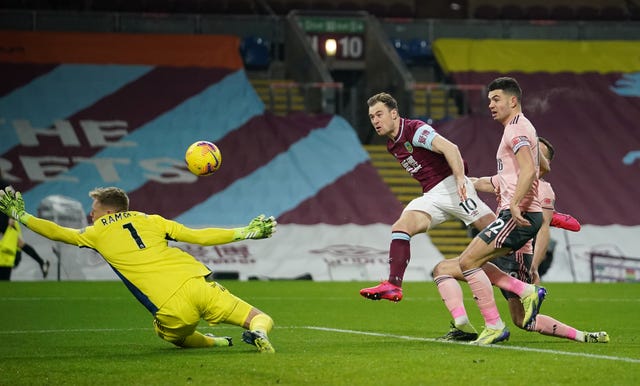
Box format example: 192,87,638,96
249,313,274,334
181,331,232,348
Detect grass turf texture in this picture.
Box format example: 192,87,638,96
1,281,639,385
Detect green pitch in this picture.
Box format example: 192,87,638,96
1,281,638,385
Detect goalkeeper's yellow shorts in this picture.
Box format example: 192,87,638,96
153,276,252,342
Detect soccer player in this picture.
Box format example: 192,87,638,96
434,137,609,344
359,92,496,302
0,186,277,353
455,76,547,345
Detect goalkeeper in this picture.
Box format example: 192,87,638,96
0,186,277,353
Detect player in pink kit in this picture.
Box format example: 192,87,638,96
359,92,496,303
454,77,549,345
434,137,609,343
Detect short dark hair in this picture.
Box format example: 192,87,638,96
89,187,129,212
367,92,398,111
538,136,555,161
488,77,522,103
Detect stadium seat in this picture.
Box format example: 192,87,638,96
408,38,434,66
240,36,271,70
390,38,411,64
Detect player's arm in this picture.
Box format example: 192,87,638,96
511,145,537,226
0,187,84,245
23,216,85,245
168,215,277,245
531,207,553,284
539,148,550,178
470,176,496,193
431,135,467,201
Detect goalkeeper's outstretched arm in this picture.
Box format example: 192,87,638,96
0,186,83,245
173,214,278,245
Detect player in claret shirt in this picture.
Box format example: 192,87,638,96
360,92,496,303
0,186,277,353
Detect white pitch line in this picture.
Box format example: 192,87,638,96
304,326,640,364
3,325,639,365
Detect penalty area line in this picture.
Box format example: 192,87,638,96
304,326,640,364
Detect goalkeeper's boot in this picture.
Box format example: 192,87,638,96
470,325,510,345
584,331,610,343
437,322,478,341
522,286,547,329
204,333,233,347
359,280,403,302
242,330,275,353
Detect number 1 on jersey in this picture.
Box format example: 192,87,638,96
123,223,146,249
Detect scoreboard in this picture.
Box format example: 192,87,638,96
297,16,366,68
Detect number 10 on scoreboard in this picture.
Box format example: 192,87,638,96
308,34,364,60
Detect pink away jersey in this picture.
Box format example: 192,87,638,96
494,113,542,213
387,118,468,193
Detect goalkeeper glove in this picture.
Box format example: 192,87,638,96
0,186,29,223
233,214,277,240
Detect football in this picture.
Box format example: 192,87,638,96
184,141,222,176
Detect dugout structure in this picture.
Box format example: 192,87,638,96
590,253,640,282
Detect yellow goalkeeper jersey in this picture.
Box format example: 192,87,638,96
24,211,237,314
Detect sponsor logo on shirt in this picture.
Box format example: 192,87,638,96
401,156,422,174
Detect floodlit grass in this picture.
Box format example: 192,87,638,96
1,281,639,385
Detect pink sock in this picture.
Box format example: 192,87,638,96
435,275,467,322
530,314,578,341
483,263,529,297
388,232,411,286
463,268,503,328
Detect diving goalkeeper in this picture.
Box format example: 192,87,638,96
0,186,277,353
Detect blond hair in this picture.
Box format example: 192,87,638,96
89,187,129,212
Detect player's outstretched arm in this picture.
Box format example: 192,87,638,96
233,214,277,240
0,186,83,245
